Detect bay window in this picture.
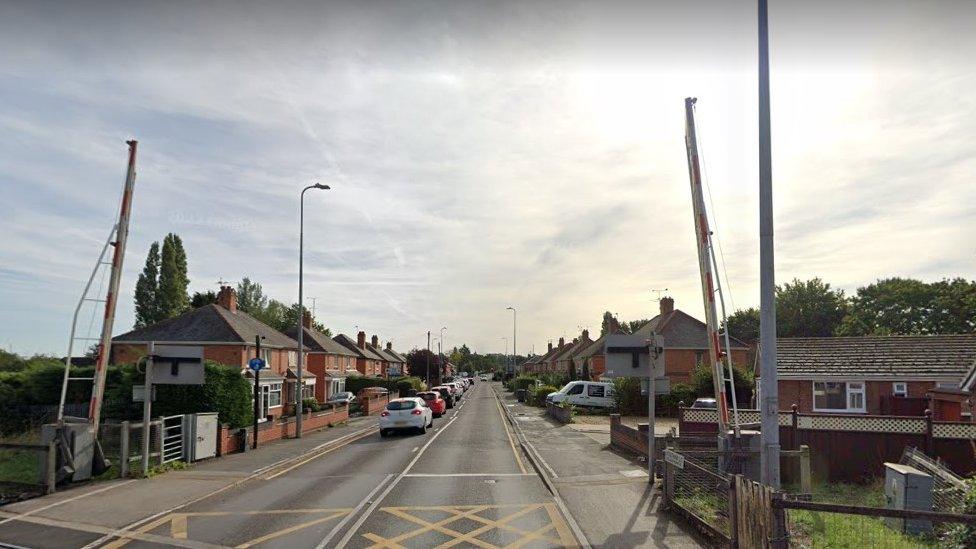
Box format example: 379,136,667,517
812,381,865,413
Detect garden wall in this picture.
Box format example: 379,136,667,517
217,403,349,455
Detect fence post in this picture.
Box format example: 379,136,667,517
663,461,673,510
120,421,130,478
729,474,740,549
799,445,811,495
790,404,798,450
45,440,57,495
924,409,933,456
770,492,788,549
155,420,165,466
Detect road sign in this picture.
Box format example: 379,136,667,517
248,357,266,371
602,333,665,379
664,449,685,470
150,345,205,385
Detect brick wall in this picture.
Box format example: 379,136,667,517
217,403,350,455
112,343,247,367
361,392,399,415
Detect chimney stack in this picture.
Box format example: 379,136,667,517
548,341,553,352
371,335,379,348
660,296,675,315
217,286,237,313
582,329,589,340
386,341,392,351
357,331,366,349
558,337,565,348
301,310,312,329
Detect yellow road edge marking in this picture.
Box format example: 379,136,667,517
235,510,348,548
543,502,580,548
493,395,527,474
170,513,188,539
265,429,375,479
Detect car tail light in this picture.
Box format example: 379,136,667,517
410,409,423,415
380,411,390,417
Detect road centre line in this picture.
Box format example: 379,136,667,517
327,388,470,548
314,473,395,549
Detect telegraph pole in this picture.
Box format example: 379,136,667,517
758,0,781,488
426,331,431,388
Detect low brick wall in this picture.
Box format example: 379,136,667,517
361,392,399,416
546,402,573,424
217,403,349,455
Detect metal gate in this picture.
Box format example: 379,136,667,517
160,415,184,464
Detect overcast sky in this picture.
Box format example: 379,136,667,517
1,0,974,357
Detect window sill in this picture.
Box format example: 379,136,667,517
811,408,867,414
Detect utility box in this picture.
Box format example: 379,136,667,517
41,421,95,482
884,463,933,535
183,413,218,462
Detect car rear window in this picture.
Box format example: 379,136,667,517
386,400,417,411
418,392,435,400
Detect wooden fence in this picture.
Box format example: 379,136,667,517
678,406,976,481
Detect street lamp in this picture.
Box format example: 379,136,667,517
297,182,330,438
439,326,447,375
506,306,516,377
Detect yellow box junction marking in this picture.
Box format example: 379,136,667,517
362,503,579,548
101,507,351,549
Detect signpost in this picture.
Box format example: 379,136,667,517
250,335,266,450
604,332,666,482
141,343,203,476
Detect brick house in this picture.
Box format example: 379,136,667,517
553,331,594,375
366,335,406,377
112,286,304,421
767,334,976,416
573,297,749,384
334,332,385,377
575,335,607,380
537,339,568,373
283,313,358,402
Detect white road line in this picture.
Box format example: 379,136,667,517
403,473,535,477
411,446,419,453
329,402,465,548
315,473,395,549
0,479,137,526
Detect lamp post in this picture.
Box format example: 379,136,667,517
506,306,516,377
439,326,447,375
297,182,330,438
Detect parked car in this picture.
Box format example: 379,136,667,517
480,374,490,381
546,381,615,408
432,385,456,408
448,381,464,398
379,397,433,436
417,391,446,418
326,391,355,405
690,397,717,409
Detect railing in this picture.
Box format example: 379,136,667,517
160,415,184,464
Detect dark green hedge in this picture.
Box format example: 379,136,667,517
345,376,424,397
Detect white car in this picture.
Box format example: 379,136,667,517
480,374,490,381
379,397,433,436
547,381,615,408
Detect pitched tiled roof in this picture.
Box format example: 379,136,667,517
333,334,385,361
575,335,608,361
283,326,357,356
114,304,298,348
555,337,593,363
370,345,403,364
775,335,976,380
632,310,748,350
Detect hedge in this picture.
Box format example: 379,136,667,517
529,385,559,407
345,376,424,397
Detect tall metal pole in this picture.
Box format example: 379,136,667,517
89,140,138,432
440,326,447,375
758,0,781,488
507,307,517,375
426,331,431,387
141,341,154,477
253,335,261,450
297,183,330,438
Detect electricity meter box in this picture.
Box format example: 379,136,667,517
884,462,933,535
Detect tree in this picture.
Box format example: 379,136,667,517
726,307,760,344
837,277,976,336
134,242,161,327
776,278,847,338
157,233,190,319
600,311,626,336
236,277,267,314
190,290,217,308
406,348,438,381
625,319,651,333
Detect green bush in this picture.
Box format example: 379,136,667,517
691,363,754,404
659,383,697,416
611,377,645,415
302,398,320,413
510,375,537,394
943,478,976,547
530,385,559,407
346,376,423,397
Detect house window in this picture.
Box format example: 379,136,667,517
695,351,705,367
892,382,908,397
266,382,282,408
813,381,865,413
262,349,273,369
288,351,297,367
301,379,315,400
936,382,957,389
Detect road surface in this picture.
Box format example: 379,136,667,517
87,381,582,548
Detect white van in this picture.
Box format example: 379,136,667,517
546,381,615,408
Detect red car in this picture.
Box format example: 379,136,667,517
417,391,446,418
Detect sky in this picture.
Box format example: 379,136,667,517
1,0,974,357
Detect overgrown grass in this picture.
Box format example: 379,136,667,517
787,480,940,549
674,490,730,535
0,449,40,485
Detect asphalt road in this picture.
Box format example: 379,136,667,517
83,381,582,548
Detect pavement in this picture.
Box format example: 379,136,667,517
0,382,705,548
493,385,705,548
